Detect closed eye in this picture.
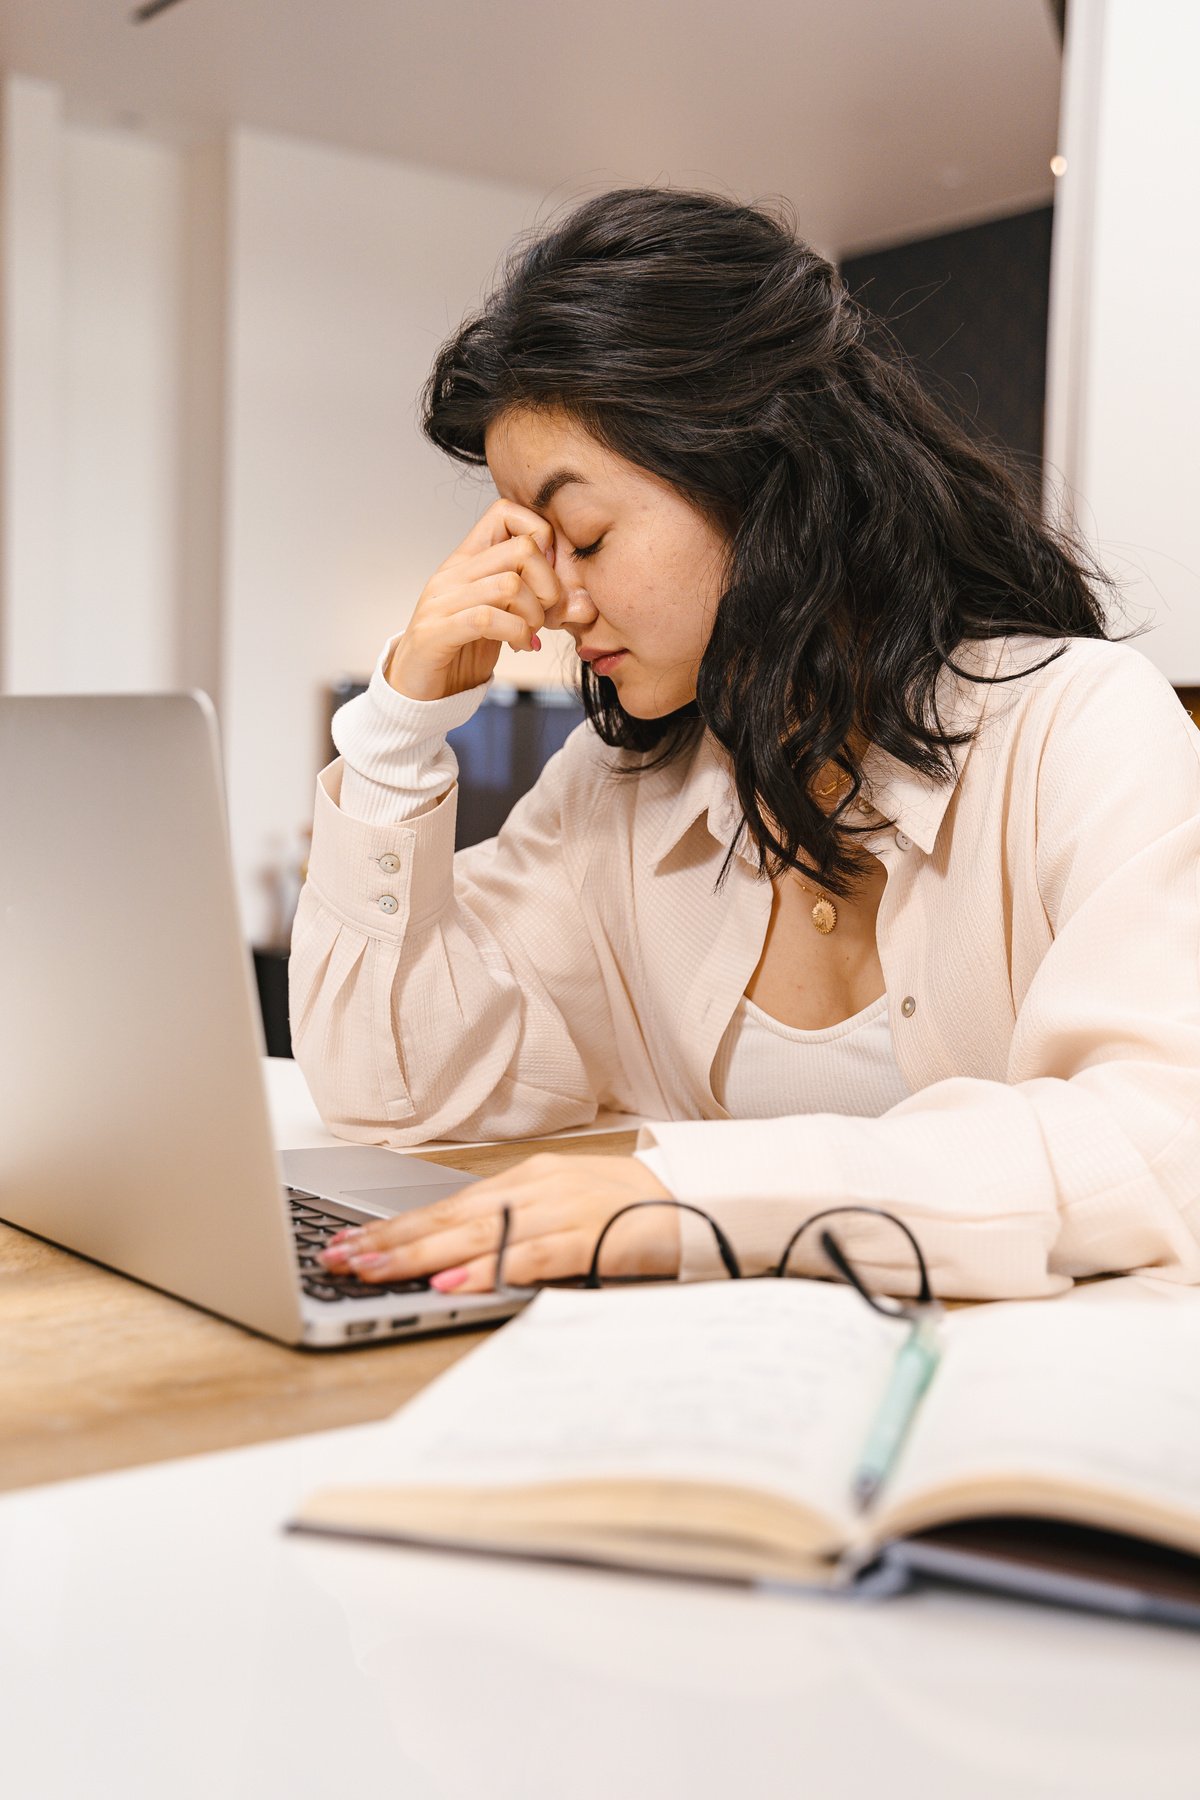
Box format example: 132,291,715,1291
570,535,604,561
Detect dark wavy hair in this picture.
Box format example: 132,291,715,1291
422,186,1119,897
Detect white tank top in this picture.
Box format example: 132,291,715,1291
711,992,910,1119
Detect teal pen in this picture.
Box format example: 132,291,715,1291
852,1309,943,1511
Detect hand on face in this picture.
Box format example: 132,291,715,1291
484,410,730,720
387,407,729,716
318,1154,681,1293
384,497,596,703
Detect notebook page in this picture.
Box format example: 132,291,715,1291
881,1280,1200,1532
347,1280,903,1529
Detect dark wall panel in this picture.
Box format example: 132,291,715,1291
841,206,1054,489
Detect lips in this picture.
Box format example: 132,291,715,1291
580,648,627,677
578,646,626,663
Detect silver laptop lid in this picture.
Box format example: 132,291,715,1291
0,693,303,1342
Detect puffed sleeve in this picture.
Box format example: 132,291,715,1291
289,723,620,1145
639,649,1200,1299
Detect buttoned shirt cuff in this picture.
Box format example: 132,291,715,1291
306,757,460,936
632,1145,672,1192
635,1117,845,1282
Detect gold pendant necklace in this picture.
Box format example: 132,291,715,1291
793,874,837,934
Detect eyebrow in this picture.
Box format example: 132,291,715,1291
532,468,589,510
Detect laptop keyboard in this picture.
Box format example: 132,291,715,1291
286,1188,430,1305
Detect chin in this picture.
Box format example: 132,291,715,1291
610,676,694,721
616,697,681,721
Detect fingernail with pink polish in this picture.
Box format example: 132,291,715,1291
430,1266,469,1292
349,1252,390,1272
530,634,542,651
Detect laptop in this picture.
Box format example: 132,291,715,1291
0,692,526,1348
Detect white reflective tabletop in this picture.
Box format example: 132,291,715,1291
3,1415,1198,1800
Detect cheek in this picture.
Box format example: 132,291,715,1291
590,525,725,654
578,558,631,624
640,561,720,650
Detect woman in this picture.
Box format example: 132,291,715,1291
291,187,1200,1300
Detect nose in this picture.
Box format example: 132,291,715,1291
544,582,598,631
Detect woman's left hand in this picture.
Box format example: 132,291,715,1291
319,1154,680,1293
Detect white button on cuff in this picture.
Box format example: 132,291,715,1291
377,894,399,915
377,852,401,873
895,831,912,851
900,995,917,1017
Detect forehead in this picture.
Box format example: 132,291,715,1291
485,407,626,506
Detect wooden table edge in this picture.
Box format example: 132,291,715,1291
0,1130,640,1494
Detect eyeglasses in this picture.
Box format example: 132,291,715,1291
494,1198,938,1323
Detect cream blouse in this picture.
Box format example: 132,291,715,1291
289,633,1200,1299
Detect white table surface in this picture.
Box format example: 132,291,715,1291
3,1417,1199,1800
4,1062,1199,1798
262,1054,647,1153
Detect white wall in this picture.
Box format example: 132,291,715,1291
1,80,230,701
0,81,191,694
61,125,185,690
1045,0,1200,681
1,77,64,693
0,84,553,944
220,129,547,943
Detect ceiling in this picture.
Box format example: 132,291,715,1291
0,0,1062,255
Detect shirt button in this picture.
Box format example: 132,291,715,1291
900,995,917,1018
377,894,399,915
895,831,912,852
377,852,401,873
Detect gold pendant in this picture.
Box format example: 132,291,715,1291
811,898,837,934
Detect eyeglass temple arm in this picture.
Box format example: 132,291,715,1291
584,1200,743,1288
817,1230,887,1313
494,1204,514,1289
772,1205,933,1309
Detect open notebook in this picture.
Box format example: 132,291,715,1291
289,1276,1200,1626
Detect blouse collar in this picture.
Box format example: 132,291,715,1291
651,636,1025,868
